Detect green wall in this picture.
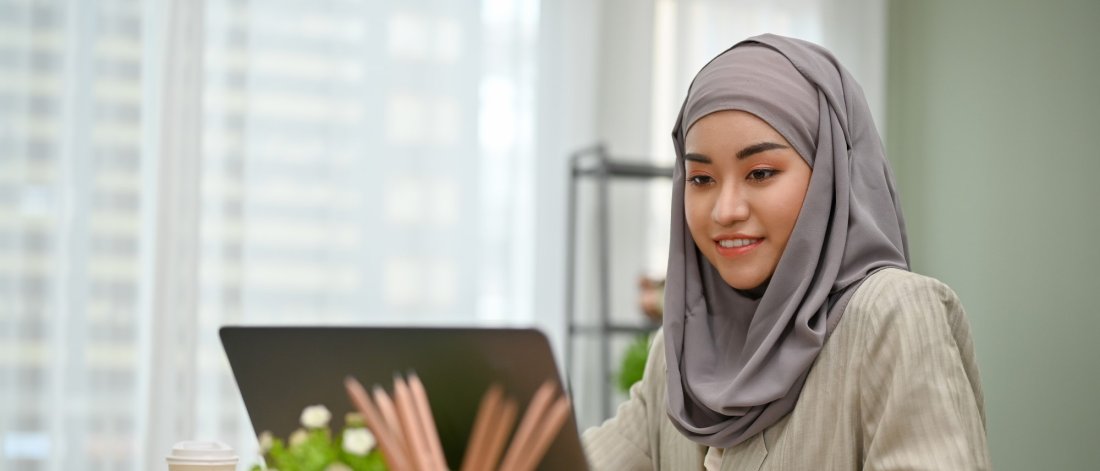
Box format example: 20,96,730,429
887,1,1100,468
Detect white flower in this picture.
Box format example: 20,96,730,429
288,428,309,448
342,427,376,456
300,404,332,429
324,464,353,471
258,431,274,452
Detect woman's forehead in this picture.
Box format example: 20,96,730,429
679,44,819,166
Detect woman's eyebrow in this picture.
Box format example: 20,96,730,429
684,142,789,164
736,142,789,159
684,153,711,163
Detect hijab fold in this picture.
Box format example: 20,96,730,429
663,34,910,448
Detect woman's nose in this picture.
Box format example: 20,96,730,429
712,183,749,226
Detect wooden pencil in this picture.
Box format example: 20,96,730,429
496,381,556,470
343,376,412,471
408,373,448,470
372,385,412,466
393,376,434,470
461,384,503,471
513,395,572,471
482,396,518,471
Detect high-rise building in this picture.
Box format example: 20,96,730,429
1,0,536,468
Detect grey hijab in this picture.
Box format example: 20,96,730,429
664,34,909,448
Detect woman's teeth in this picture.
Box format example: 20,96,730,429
718,238,760,248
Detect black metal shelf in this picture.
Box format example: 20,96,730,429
569,323,659,336
564,144,670,419
572,160,673,179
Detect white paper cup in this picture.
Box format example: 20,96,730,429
166,440,238,471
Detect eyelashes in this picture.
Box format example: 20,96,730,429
747,168,777,182
686,175,714,186
685,168,779,187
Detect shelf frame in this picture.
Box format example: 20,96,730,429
564,144,672,419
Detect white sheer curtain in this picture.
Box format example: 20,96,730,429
0,0,541,469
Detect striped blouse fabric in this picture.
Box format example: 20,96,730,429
582,268,992,470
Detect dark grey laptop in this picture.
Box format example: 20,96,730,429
220,326,589,470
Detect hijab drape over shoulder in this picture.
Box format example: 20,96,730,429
663,34,910,448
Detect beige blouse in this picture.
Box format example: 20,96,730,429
582,268,992,470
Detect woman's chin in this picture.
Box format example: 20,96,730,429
719,271,770,293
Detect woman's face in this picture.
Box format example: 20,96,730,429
683,110,812,291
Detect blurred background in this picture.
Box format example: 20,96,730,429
0,0,1096,469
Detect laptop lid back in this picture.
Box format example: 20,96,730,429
220,326,588,470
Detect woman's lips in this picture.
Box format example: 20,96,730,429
714,238,764,258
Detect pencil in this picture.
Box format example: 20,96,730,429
482,396,518,471
372,385,412,465
393,375,434,470
513,396,571,471
408,372,448,470
461,384,502,471
496,381,556,470
343,376,412,471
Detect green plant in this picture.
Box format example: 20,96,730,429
617,334,651,393
251,405,387,471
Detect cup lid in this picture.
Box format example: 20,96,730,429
166,440,238,465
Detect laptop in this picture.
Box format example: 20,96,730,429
220,326,590,470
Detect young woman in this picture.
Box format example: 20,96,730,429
583,34,991,470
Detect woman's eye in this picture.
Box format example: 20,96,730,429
747,168,777,182
686,175,714,186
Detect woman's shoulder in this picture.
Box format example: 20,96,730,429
647,328,667,373
846,267,968,330
636,328,669,403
